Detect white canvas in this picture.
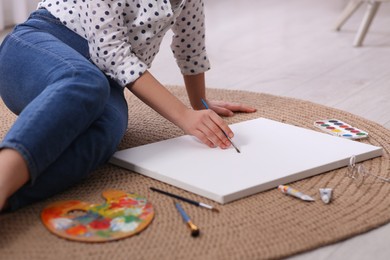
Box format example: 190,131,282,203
110,118,383,204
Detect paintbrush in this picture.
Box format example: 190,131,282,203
150,187,219,213
174,202,200,237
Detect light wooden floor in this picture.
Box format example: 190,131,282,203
1,0,390,259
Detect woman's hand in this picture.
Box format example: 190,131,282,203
178,109,233,149
129,71,235,149
206,100,257,117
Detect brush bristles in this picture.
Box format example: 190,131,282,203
188,221,200,237
191,228,200,237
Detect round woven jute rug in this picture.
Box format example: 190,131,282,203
1,86,389,260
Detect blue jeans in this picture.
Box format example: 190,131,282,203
0,9,128,210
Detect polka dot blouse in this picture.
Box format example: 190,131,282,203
38,0,210,87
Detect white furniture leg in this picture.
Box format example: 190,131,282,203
353,1,381,47
334,0,364,31
0,0,5,30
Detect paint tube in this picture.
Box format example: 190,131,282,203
319,188,332,204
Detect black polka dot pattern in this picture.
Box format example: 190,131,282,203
38,0,210,87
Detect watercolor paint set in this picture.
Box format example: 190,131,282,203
314,119,369,139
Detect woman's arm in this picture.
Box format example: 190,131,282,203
127,71,232,149
183,73,206,111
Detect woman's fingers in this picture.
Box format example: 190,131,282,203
208,100,257,116
183,110,232,149
199,111,231,148
193,129,215,148
211,106,234,117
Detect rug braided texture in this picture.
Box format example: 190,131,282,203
1,86,390,260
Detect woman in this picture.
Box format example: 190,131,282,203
0,0,256,211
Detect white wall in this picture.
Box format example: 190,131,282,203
0,0,41,29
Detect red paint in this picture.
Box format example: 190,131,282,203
89,218,111,230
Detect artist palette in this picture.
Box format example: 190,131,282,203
41,190,154,242
314,119,368,139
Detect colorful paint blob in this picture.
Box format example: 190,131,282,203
314,119,369,140
41,190,154,242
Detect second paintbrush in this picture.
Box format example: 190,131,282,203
150,187,219,213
